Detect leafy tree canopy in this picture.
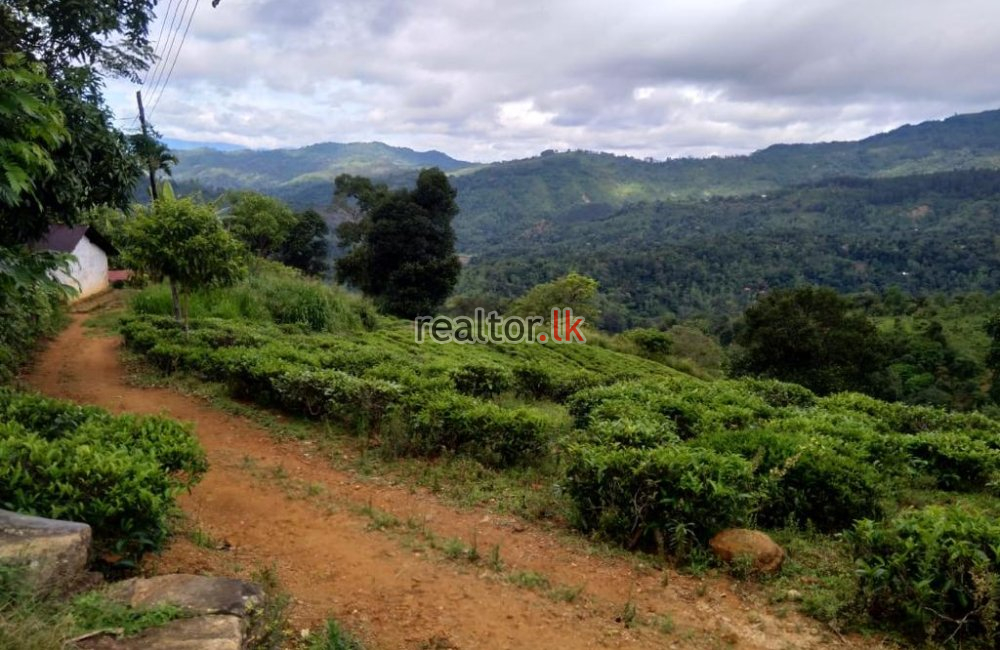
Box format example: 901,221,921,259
223,190,297,257
277,209,329,277
732,286,889,396
508,272,601,322
0,0,158,246
125,194,247,324
334,168,461,319
0,53,67,229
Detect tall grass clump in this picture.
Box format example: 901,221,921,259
131,261,377,334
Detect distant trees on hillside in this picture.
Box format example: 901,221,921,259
218,191,329,276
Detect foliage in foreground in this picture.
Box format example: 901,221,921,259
130,261,376,334
0,564,185,649
0,247,75,381
119,267,1000,645
850,507,1000,645
0,389,206,559
125,194,247,325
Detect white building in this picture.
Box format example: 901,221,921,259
34,225,118,302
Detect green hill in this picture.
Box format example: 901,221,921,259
167,109,1000,325
451,109,1000,251
457,169,1000,327
170,141,477,207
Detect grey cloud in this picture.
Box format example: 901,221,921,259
112,0,1000,161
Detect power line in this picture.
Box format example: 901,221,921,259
144,0,193,110
148,0,202,119
141,0,179,87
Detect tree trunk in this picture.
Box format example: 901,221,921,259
169,276,182,324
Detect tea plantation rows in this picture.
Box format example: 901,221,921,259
121,290,1000,645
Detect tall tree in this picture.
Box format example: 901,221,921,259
335,168,461,318
277,209,329,277
731,286,889,395
223,191,297,257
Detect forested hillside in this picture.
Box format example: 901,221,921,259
458,170,1000,327
451,109,1000,251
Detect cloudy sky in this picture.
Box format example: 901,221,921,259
106,0,1000,162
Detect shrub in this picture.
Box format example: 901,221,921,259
0,391,206,558
402,392,550,468
511,362,601,401
739,378,817,408
564,443,758,552
899,432,1000,492
694,429,883,532
128,262,374,334
583,417,680,449
450,362,513,399
849,506,1000,644
620,328,673,361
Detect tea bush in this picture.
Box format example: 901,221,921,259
450,362,513,398
899,432,1000,492
692,429,884,531
850,506,1000,644
0,390,206,558
565,443,758,550
402,392,551,468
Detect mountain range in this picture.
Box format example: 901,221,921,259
168,109,1000,327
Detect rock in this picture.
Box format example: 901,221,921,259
106,574,264,618
0,508,91,594
708,529,785,573
73,615,245,650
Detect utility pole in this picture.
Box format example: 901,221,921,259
135,90,158,201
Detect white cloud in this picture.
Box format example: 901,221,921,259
105,0,1000,161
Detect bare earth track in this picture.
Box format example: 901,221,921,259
24,311,874,650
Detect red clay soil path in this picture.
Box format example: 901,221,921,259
26,313,867,650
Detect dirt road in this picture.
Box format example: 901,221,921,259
25,312,859,649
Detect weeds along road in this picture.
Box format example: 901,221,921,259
25,310,864,650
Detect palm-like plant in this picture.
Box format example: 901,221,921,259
128,129,178,200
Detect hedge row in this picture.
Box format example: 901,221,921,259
121,316,556,468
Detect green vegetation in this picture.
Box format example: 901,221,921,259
850,506,1000,645
0,388,206,559
508,272,601,322
278,208,330,276
2,0,156,246
0,247,75,381
306,619,366,650
334,168,462,318
168,141,473,208
458,168,1000,327
731,286,888,396
118,262,1000,644
223,190,298,257
125,193,248,325
0,565,186,650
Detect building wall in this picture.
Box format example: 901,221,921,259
53,237,109,301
